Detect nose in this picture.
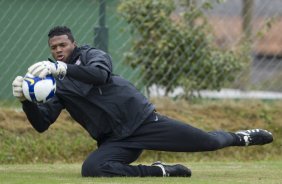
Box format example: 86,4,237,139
56,46,63,53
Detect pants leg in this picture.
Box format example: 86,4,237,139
121,113,236,152
82,112,237,177
81,143,162,177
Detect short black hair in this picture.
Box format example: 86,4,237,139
48,26,75,42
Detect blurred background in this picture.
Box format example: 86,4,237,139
1,0,282,164
1,0,282,106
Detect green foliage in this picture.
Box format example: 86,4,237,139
255,16,278,39
118,0,244,97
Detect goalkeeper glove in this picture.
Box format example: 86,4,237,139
28,60,67,79
12,76,26,101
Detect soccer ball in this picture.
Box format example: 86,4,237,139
22,73,56,103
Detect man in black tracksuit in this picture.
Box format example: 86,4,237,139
12,26,273,177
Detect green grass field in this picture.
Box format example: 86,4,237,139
1,100,282,183
1,161,281,184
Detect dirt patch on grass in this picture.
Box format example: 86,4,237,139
0,108,82,133
1,99,281,132
152,98,281,131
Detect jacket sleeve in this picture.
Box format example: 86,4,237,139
66,49,113,85
22,96,64,133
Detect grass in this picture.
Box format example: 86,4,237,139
1,161,282,184
1,99,282,184
1,99,282,164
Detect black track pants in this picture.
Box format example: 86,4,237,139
81,113,236,177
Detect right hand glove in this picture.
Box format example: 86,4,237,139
28,60,67,79
12,76,26,101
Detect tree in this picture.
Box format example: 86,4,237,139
118,0,244,98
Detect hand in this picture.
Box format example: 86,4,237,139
28,61,67,79
12,76,26,101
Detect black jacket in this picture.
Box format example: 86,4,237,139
22,45,155,143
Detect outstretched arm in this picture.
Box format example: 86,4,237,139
22,96,64,133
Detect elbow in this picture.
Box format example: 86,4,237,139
97,69,110,84
36,128,47,133
91,75,108,85
32,124,49,133
97,77,108,85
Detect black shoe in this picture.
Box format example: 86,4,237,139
235,129,273,146
152,161,191,177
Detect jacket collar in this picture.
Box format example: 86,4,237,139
67,46,81,64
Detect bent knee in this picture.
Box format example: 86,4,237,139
81,160,104,177
82,161,122,177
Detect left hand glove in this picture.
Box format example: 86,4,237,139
12,76,26,101
28,61,67,79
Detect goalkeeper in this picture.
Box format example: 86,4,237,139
12,26,273,177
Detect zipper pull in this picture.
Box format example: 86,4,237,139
98,87,102,95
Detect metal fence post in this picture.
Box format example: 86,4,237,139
94,0,108,52
242,0,254,40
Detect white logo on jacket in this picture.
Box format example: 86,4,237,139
75,58,81,65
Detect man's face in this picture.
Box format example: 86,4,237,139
48,35,76,62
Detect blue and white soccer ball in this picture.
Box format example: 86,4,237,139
22,73,56,103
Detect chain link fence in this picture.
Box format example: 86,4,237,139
1,0,282,106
